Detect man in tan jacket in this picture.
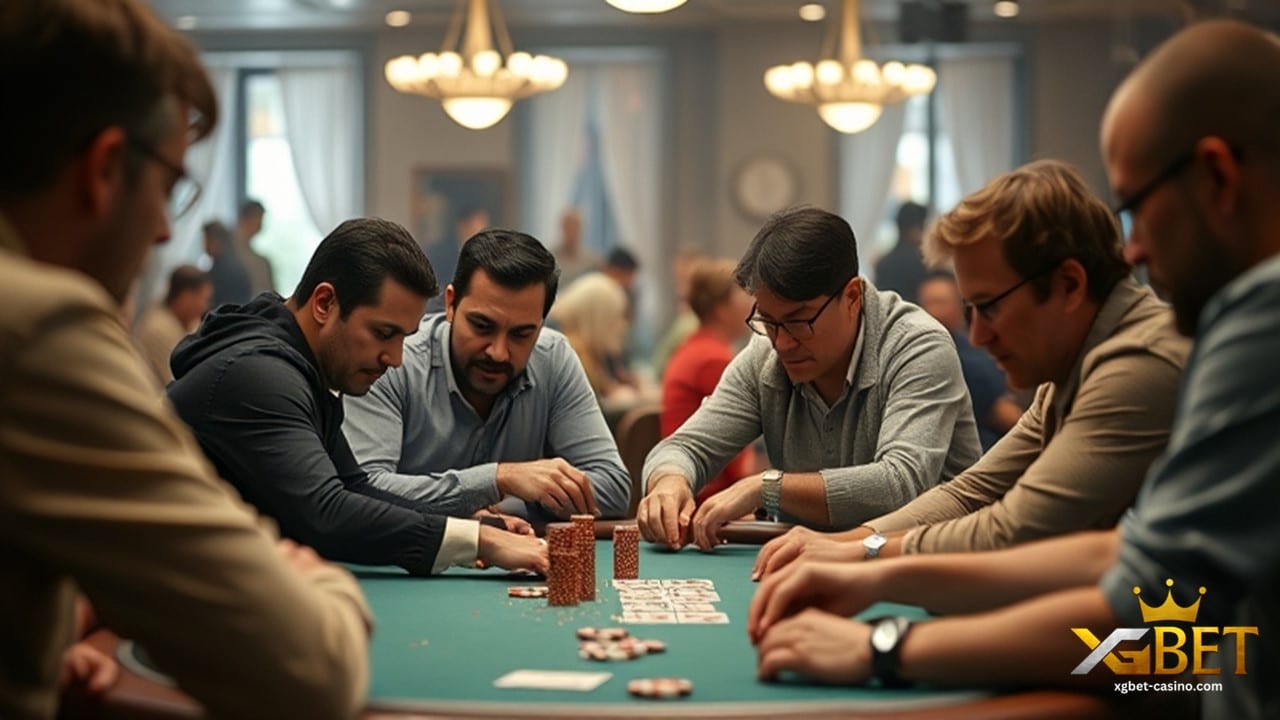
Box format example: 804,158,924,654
0,2,371,718
754,160,1189,577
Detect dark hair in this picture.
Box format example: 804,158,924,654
292,218,438,319
165,264,210,305
734,206,859,301
202,220,232,251
606,247,639,271
0,0,217,198
896,202,928,235
452,229,560,317
238,199,265,221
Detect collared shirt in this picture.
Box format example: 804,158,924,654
1101,254,1280,720
642,283,981,527
869,278,1190,553
343,313,631,520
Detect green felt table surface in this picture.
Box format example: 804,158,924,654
351,541,987,714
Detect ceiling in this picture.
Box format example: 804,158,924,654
145,0,1270,33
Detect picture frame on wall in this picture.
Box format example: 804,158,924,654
410,167,508,286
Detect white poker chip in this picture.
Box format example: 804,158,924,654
627,677,693,698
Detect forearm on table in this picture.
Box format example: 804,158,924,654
872,529,1120,615
900,586,1119,689
775,471,831,526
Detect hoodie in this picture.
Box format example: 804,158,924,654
168,293,449,574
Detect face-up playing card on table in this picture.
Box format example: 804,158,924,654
493,669,612,691
620,610,679,624
670,602,717,613
621,601,675,613
677,611,730,624
668,588,720,602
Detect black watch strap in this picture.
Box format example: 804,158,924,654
868,616,915,688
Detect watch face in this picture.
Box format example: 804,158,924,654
863,533,887,551
870,619,900,652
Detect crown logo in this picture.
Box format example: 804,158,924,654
1133,579,1205,624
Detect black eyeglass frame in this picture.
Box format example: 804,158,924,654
962,262,1060,328
745,280,852,341
126,136,202,219
1110,151,1196,219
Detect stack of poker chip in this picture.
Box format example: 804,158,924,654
612,524,640,579
546,522,579,607
576,627,667,661
570,514,596,601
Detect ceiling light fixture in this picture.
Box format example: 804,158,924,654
385,0,568,130
993,0,1020,18
798,4,827,22
764,0,936,134
385,10,412,28
604,0,688,13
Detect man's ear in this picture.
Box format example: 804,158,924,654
1058,258,1089,313
310,282,339,325
444,284,456,323
843,275,863,313
80,127,129,217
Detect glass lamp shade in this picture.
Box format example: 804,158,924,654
441,97,513,130
605,0,687,12
817,102,883,134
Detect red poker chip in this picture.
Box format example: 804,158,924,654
641,639,667,654
627,677,693,699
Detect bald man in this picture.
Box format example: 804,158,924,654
746,21,1279,718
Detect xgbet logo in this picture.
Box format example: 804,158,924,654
1072,579,1259,677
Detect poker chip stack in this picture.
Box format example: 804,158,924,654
612,524,640,580
570,514,596,601
546,522,579,607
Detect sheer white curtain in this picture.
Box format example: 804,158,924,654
136,64,238,309
596,60,662,335
522,72,589,246
278,62,362,235
838,102,907,281
937,56,1015,200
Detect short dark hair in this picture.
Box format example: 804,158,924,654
606,247,639,271
0,0,217,199
896,202,928,236
165,264,210,305
238,199,265,221
452,229,560,317
734,206,859,301
292,218,438,319
202,220,232,251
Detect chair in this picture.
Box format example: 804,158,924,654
612,403,663,518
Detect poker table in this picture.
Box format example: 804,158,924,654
78,524,1143,719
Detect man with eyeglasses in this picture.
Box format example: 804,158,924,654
747,22,1279,718
1,1,371,717
636,206,981,551
753,160,1188,578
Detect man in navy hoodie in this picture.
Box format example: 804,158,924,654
168,217,547,576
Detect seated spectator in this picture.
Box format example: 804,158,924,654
873,202,928,303
552,209,602,285
917,270,1021,450
203,220,250,306
550,271,643,404
661,258,755,503
133,264,212,385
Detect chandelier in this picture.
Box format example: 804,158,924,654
605,0,688,12
764,0,936,134
384,0,568,130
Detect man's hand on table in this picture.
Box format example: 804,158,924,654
756,608,872,685
752,526,868,581
497,459,599,518
477,524,550,574
59,641,119,696
473,507,534,536
689,474,763,551
747,560,883,645
637,475,695,549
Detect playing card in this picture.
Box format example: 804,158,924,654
493,669,612,691
671,602,717,613
661,578,714,588
677,611,730,624
620,611,679,624
668,589,720,602
621,601,674,612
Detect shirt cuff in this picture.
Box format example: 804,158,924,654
431,518,480,574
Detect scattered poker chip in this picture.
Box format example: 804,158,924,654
507,586,549,598
627,677,693,699
641,639,667,654
597,627,630,642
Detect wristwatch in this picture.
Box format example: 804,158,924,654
761,469,783,521
862,531,887,559
868,615,915,688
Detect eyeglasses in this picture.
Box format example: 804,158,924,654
127,137,202,219
962,263,1059,328
745,285,847,341
1111,151,1195,236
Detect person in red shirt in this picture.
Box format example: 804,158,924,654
661,259,757,503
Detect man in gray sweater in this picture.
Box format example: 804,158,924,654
639,207,981,550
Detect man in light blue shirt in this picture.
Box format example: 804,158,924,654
344,229,630,522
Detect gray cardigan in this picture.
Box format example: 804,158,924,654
642,283,981,528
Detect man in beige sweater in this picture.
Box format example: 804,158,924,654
0,2,371,718
754,160,1189,578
